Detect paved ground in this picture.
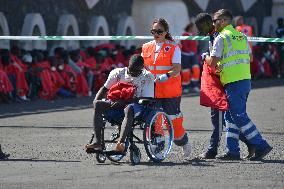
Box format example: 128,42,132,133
0,79,284,189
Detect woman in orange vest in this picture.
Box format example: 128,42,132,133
141,18,191,157
235,16,253,50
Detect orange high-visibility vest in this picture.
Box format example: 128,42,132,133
142,40,182,98
236,24,253,48
236,25,252,37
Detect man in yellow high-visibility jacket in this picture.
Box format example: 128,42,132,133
204,9,272,161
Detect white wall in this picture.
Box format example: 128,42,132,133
272,0,284,21
132,0,189,46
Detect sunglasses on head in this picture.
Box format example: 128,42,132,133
150,29,164,35
213,18,222,23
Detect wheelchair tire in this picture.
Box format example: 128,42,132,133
130,145,141,165
96,153,106,163
143,110,174,163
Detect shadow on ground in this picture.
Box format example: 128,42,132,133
0,158,81,163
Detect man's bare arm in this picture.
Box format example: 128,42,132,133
168,63,181,77
95,86,108,100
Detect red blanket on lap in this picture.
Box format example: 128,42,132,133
107,82,135,101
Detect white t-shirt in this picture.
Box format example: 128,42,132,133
104,67,154,98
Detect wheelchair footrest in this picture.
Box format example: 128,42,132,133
103,150,126,156
86,148,125,156
86,148,102,154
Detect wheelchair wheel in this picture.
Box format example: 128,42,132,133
143,110,174,163
105,125,127,162
130,145,141,165
96,153,106,163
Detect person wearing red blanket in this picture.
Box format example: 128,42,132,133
0,57,13,102
69,50,89,97
85,54,154,152
8,47,29,101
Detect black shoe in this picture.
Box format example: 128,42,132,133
249,145,273,161
242,144,256,159
0,145,10,160
0,152,10,160
197,151,217,159
217,153,241,160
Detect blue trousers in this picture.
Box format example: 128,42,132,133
207,108,249,155
224,79,269,156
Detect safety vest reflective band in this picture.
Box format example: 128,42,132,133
223,50,250,59
142,40,182,98
146,65,173,71
218,25,251,85
220,58,250,69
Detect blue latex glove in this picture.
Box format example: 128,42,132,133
156,73,169,82
201,52,209,62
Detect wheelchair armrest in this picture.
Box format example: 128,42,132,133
138,98,156,106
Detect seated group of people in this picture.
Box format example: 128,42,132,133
0,44,138,103
250,43,282,79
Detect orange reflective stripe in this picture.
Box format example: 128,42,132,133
171,116,185,139
181,69,191,85
154,113,165,136
191,66,200,81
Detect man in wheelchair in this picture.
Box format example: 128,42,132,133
85,54,154,153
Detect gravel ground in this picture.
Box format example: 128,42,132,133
0,79,283,189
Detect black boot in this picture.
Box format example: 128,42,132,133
197,150,217,159
0,145,10,160
217,153,241,160
243,143,256,159
249,145,273,161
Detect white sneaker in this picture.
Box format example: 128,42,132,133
182,142,191,158
88,91,92,97
19,95,30,101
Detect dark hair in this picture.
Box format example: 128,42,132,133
195,13,212,26
129,54,144,67
128,54,144,77
184,22,195,32
277,17,283,26
152,18,173,41
214,9,233,20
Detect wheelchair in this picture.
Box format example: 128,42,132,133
86,98,174,165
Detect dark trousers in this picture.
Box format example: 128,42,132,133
207,108,250,155
207,108,224,154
